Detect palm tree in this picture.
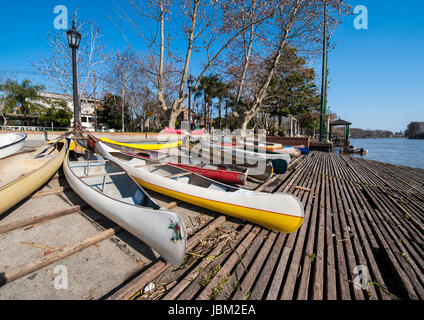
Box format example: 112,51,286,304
0,79,46,116
213,80,230,131
198,75,217,131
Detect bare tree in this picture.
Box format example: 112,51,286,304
225,0,349,135
111,0,275,129
30,13,111,100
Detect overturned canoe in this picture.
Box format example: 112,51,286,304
96,141,304,234
0,138,66,215
196,139,290,174
186,144,275,180
220,136,283,149
0,132,27,159
64,140,187,265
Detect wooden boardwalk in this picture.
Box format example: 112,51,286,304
119,152,424,301
1,151,423,300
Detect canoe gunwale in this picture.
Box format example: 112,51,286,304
0,140,65,192
65,144,163,211
65,140,187,265
0,132,27,150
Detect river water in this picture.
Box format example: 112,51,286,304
348,138,424,169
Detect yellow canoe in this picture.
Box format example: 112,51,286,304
0,139,67,215
99,137,181,151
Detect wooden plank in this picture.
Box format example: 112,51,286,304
233,231,277,300
0,226,122,287
196,226,261,300
31,186,71,198
162,239,229,300
215,229,269,300
0,204,88,235
337,155,420,299
176,224,253,301
280,152,325,300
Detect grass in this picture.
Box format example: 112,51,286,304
210,273,231,300
200,264,221,288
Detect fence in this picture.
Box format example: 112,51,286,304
2,126,71,132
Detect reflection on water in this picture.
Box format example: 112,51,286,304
348,138,424,169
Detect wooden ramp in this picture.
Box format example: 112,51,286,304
128,152,424,301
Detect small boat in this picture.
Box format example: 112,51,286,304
0,132,27,159
64,139,187,265
87,138,248,186
197,139,290,174
349,147,368,155
0,138,66,215
187,144,276,180
219,143,301,157
163,163,246,186
99,137,182,151
220,136,283,150
95,140,304,234
163,127,205,135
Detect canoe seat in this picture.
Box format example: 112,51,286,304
79,171,127,179
166,172,193,179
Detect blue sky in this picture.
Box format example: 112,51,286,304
0,0,423,132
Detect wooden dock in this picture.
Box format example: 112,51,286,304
119,152,424,301
1,151,423,300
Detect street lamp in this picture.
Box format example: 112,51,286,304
187,75,194,130
67,20,82,133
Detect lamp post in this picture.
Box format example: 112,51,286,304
66,20,82,133
187,75,194,131
319,2,328,142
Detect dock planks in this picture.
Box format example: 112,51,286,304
1,151,423,300
135,152,424,301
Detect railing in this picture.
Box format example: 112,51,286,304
1,126,70,132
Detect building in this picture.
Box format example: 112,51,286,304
39,92,99,131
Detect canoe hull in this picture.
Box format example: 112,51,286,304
63,147,187,265
134,177,304,234
96,142,304,234
100,137,181,151
0,132,27,159
170,163,246,185
0,140,66,215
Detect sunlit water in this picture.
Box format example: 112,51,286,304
348,138,424,169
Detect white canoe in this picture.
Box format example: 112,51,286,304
221,136,284,150
196,139,290,174
96,141,304,234
63,140,187,265
0,132,27,159
199,138,291,162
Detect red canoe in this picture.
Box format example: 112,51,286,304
163,127,205,135
169,163,247,185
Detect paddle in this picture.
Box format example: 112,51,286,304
34,132,71,159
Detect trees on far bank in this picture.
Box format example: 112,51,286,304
406,122,424,139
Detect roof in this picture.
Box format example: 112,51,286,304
331,119,352,126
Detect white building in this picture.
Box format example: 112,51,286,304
39,91,99,131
